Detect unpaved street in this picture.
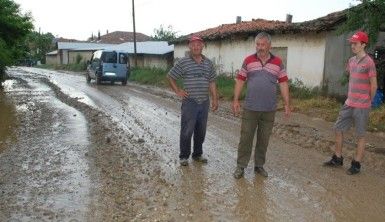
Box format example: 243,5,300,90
1,67,385,222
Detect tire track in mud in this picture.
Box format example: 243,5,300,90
39,77,181,221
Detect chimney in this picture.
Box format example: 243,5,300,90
286,14,293,23
236,16,242,24
98,30,100,40
106,29,109,34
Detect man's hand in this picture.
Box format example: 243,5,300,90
211,99,218,112
284,104,291,119
176,88,188,98
232,100,241,116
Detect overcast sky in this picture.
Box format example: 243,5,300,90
14,0,358,41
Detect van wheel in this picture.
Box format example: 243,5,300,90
86,73,91,83
122,79,127,86
96,76,101,85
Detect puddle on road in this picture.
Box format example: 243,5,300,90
0,89,17,152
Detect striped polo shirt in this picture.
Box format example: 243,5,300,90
237,53,288,111
346,54,377,108
168,55,216,103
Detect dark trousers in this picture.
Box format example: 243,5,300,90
237,109,275,168
179,99,209,159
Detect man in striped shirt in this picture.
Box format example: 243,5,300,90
232,32,291,179
167,35,218,166
324,31,378,175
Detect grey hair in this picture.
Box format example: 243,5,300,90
255,32,271,44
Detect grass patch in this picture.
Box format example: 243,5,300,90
129,67,169,87
289,97,341,122
216,75,245,100
37,63,87,72
369,105,385,132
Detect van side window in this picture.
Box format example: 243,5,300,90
101,52,117,63
119,53,128,64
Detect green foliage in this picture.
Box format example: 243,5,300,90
151,25,178,42
338,0,385,46
288,78,320,99
215,75,247,100
75,54,83,64
0,0,33,78
129,67,169,86
339,71,349,86
24,31,55,64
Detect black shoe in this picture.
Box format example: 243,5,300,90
323,154,343,167
192,156,208,164
180,158,188,166
347,160,361,175
233,167,244,179
254,166,268,177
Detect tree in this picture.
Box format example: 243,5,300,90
338,0,385,46
25,31,55,64
0,0,33,80
151,25,178,42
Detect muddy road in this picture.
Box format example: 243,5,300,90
1,67,384,222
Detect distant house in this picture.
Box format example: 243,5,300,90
52,42,116,65
45,50,58,65
46,40,173,70
105,41,174,69
172,10,385,95
46,31,153,66
89,31,151,44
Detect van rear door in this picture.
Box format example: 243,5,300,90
101,51,118,77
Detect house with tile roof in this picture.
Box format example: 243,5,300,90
89,31,151,44
172,10,385,95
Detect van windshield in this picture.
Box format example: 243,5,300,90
101,52,117,63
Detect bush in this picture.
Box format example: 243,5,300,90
288,78,320,99
75,54,83,64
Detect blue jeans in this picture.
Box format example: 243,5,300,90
179,99,209,159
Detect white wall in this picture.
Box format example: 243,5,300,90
174,33,327,87
174,37,255,78
143,55,168,70
273,33,327,87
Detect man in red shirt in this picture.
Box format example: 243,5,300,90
232,32,291,179
324,31,378,175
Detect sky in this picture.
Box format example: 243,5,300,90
14,0,359,41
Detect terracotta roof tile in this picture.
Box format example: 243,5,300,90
173,9,347,43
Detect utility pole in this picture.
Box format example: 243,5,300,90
132,0,137,67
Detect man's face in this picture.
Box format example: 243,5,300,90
189,41,204,56
256,37,271,57
350,41,366,54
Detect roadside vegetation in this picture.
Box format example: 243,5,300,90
37,63,87,72
129,67,385,132
0,0,33,81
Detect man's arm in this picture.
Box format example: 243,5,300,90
167,75,188,98
232,79,245,116
209,81,218,111
279,81,291,117
369,76,378,101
